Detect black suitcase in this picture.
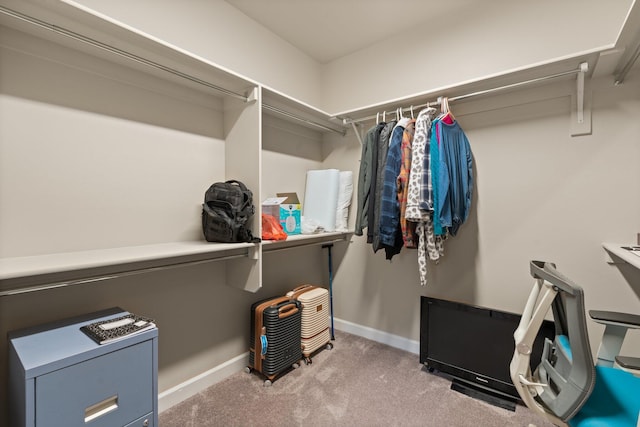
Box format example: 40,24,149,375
247,296,302,385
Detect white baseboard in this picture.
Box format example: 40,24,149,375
158,352,248,413
333,317,420,355
158,319,418,413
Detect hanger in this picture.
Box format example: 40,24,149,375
440,97,455,122
376,112,380,124
439,96,447,114
410,105,415,119
446,98,455,120
383,110,386,122
421,100,437,114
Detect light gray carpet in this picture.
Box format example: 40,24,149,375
159,330,553,426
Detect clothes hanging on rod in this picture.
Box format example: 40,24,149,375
370,120,397,251
431,104,473,237
406,107,436,219
379,117,412,260
355,123,385,237
354,100,474,284
405,107,444,286
397,119,417,249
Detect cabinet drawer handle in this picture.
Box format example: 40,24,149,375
84,395,118,423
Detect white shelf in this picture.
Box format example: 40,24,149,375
0,1,348,137
0,233,354,295
0,0,257,102
262,87,346,135
0,242,255,295
262,231,352,252
603,243,640,270
332,51,602,122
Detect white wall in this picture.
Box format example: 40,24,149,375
0,26,227,257
321,0,632,113
325,70,640,357
261,114,325,200
74,0,323,107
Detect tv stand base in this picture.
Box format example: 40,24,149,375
450,378,517,412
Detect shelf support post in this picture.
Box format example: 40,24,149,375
322,243,336,341
576,62,587,124
571,62,592,137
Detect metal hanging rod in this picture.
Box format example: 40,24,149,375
263,104,347,136
342,63,588,125
0,5,249,101
614,41,640,85
262,234,350,253
0,251,249,297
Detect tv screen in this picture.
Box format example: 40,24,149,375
420,296,555,402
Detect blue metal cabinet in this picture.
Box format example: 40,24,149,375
8,309,158,427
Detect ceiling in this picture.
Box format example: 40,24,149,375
224,0,480,63
225,0,640,78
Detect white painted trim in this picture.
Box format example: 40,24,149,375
158,352,249,413
333,317,420,355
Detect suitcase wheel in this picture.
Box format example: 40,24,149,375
304,357,312,365
244,366,252,374
263,379,272,387
292,362,300,369
326,343,334,350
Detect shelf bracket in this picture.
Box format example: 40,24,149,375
576,62,587,123
571,62,592,136
246,87,259,103
350,122,364,145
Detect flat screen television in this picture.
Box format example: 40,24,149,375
420,296,555,409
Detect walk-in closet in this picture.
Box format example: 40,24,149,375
1,1,639,426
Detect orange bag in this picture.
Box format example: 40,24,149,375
261,213,287,241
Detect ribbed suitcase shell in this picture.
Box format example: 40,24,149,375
287,286,331,362
302,328,331,355
249,296,302,382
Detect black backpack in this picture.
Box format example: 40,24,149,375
202,180,260,243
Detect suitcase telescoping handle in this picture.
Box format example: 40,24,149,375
287,284,316,300
292,284,314,292
278,304,299,319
